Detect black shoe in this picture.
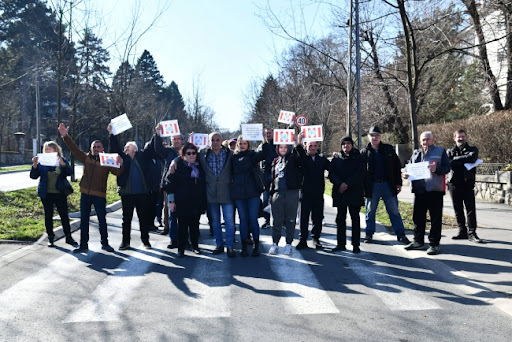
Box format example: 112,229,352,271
261,222,271,229
143,242,152,249
160,230,169,236
353,246,361,254
212,245,224,255
313,239,323,249
241,242,249,257
192,247,201,254
397,235,410,244
167,242,178,249
177,249,185,258
364,235,373,243
102,244,114,252
73,246,88,253
47,236,55,247
251,241,260,257
295,239,308,250
452,233,468,240
227,248,236,258
332,245,346,252
147,225,159,232
468,233,483,243
65,236,78,247
119,242,130,250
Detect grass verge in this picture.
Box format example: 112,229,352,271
0,174,120,240
0,165,32,173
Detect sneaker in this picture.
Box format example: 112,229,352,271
212,245,224,255
268,244,279,255
426,245,441,255
404,240,424,250
283,244,292,255
73,246,88,253
397,235,410,244
119,242,130,251
353,246,361,254
452,232,468,240
295,239,308,250
102,244,114,252
332,245,346,252
468,233,483,243
312,239,323,249
143,242,152,249
364,235,373,243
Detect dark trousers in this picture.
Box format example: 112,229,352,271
449,184,477,234
149,190,163,223
299,193,324,240
413,191,444,246
177,214,200,251
41,193,71,239
79,193,108,248
121,194,151,244
335,205,361,247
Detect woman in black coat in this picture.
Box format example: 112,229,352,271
165,142,207,257
329,136,365,253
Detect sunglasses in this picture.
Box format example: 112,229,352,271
186,151,197,156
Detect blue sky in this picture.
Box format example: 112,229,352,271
77,0,331,131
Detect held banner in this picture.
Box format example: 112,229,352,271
159,120,181,137
99,153,121,168
405,161,431,181
278,110,296,125
37,152,59,167
189,133,209,148
301,125,323,142
110,113,133,135
241,123,263,141
273,129,295,145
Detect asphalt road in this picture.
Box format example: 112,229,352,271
0,165,83,192
0,196,511,342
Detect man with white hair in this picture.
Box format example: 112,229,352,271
404,131,450,255
109,126,158,250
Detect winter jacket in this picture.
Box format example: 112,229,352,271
152,134,180,187
447,143,479,186
30,157,72,199
360,142,402,198
62,135,123,198
270,145,304,195
408,145,450,194
230,149,265,200
198,146,233,204
329,148,365,207
295,144,330,196
257,141,278,175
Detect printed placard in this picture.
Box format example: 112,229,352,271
241,123,263,141
278,110,296,125
301,125,324,142
37,152,58,167
273,129,295,145
99,153,121,168
189,133,209,148
465,158,483,171
405,161,431,181
159,120,181,137
110,113,132,135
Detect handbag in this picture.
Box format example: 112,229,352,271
55,172,74,196
252,167,266,193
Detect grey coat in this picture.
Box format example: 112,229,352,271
198,146,233,204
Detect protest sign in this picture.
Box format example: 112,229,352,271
159,120,181,137
189,133,209,148
99,153,121,168
110,113,132,135
37,152,58,167
241,123,263,141
301,125,323,142
278,110,295,125
273,129,295,145
405,161,431,181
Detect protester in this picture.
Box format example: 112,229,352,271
295,136,330,250
58,123,123,253
447,129,483,243
165,142,206,257
145,141,164,232
230,135,265,257
361,126,409,244
268,134,304,255
329,136,365,253
256,128,278,229
30,141,78,248
404,131,450,255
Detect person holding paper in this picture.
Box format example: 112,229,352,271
360,126,409,244
58,123,124,253
447,129,482,243
404,131,450,255
30,141,78,248
256,128,278,229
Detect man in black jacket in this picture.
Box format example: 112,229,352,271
448,129,482,243
361,126,409,244
257,128,278,229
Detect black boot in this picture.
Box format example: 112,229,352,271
241,241,248,257
251,240,260,257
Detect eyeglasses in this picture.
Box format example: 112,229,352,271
186,151,197,156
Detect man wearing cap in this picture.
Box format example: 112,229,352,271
360,126,409,244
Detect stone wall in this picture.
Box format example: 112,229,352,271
474,171,512,205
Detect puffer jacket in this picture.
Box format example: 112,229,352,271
329,148,365,207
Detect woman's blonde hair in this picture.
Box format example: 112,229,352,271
235,135,251,153
43,141,63,157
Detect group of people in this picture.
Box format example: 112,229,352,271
30,123,481,257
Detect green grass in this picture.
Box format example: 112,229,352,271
0,175,120,240
0,165,32,173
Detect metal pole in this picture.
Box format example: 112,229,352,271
346,0,353,137
35,73,41,153
355,0,362,148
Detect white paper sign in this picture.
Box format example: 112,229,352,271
273,129,295,145
278,110,296,125
159,120,181,137
37,152,58,167
465,158,483,171
241,123,263,141
405,161,431,181
189,133,209,148
110,113,132,135
99,153,121,168
301,125,324,142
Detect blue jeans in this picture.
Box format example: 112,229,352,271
167,194,178,243
365,182,405,237
235,196,260,241
79,193,108,248
208,202,235,248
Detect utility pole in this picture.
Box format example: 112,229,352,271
346,0,353,137
347,0,362,147
355,0,362,148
